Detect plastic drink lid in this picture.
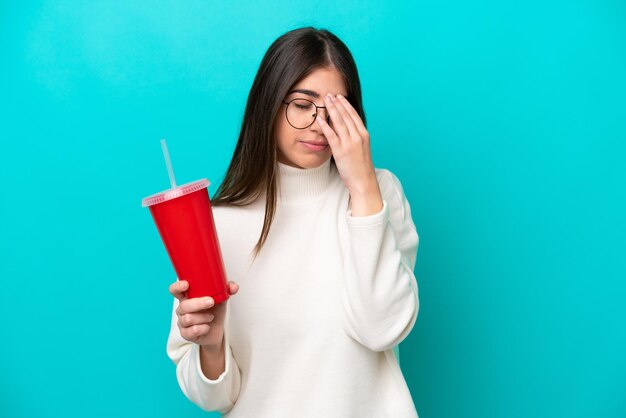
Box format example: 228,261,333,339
142,179,210,207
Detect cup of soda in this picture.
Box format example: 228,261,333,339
142,141,230,304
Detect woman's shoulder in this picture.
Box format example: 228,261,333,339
212,196,266,219
210,197,266,249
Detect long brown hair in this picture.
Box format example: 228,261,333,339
211,27,367,259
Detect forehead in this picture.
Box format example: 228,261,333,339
290,67,348,97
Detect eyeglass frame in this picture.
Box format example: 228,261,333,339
281,98,331,130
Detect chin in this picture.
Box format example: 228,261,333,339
296,154,332,169
278,146,332,169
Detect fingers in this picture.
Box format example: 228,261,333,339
335,95,368,138
181,324,211,341
228,281,239,295
169,280,188,301
171,279,239,311
176,296,215,316
324,94,359,139
178,311,215,328
315,114,340,149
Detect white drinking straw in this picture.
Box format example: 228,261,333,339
160,138,177,189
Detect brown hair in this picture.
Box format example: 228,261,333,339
211,27,367,259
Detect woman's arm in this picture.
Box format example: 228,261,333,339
166,298,242,413
340,169,420,352
199,341,226,380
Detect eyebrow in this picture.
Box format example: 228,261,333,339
287,89,350,101
287,89,320,98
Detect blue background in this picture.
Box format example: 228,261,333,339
1,1,625,417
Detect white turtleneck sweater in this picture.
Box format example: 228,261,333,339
166,157,420,417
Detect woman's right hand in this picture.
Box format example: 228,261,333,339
169,279,239,350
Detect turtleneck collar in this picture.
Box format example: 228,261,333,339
277,157,336,205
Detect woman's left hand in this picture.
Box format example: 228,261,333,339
316,93,383,216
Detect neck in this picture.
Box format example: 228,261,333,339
277,157,336,205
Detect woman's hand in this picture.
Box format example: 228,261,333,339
315,93,383,216
169,279,239,350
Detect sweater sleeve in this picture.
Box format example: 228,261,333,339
166,296,242,413
340,169,420,352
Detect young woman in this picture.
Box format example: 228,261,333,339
166,27,420,417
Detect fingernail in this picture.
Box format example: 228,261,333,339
205,298,214,306
208,314,215,322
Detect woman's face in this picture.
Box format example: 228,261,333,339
274,67,348,169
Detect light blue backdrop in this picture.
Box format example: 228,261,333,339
1,1,624,417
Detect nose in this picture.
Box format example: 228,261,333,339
310,109,330,132
316,106,331,124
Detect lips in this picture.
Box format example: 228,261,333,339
301,141,329,146
300,141,329,152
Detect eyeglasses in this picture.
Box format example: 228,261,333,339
282,98,331,130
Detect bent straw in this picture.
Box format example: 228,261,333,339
160,138,177,189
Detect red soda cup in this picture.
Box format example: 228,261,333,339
142,179,230,304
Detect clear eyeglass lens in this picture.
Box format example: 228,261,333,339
287,99,317,128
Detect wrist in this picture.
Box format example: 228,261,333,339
346,172,378,196
200,339,224,354
348,181,383,217
199,340,226,380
